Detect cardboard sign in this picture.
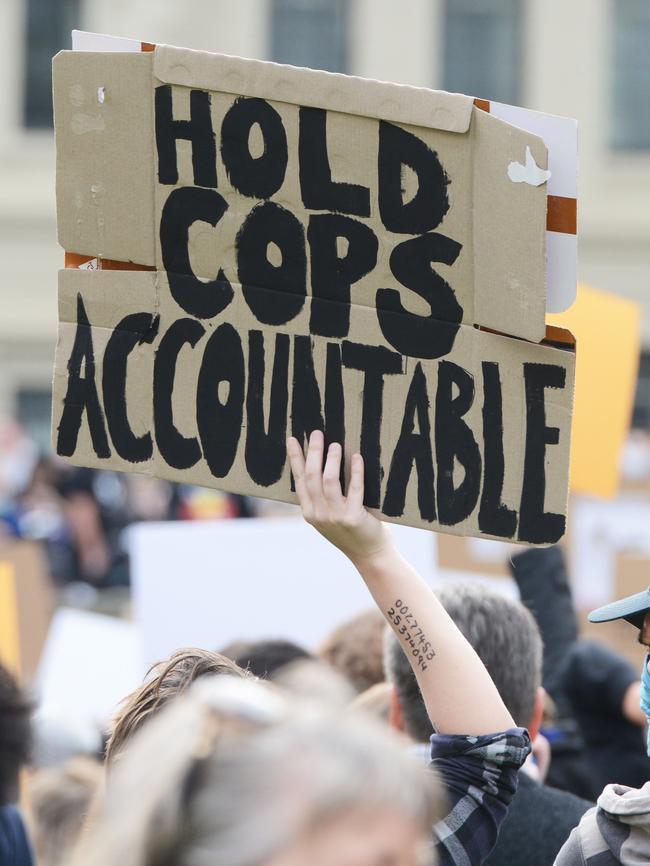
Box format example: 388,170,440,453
0,562,20,677
0,542,55,682
548,284,641,499
52,41,576,544
68,30,579,316
476,98,578,314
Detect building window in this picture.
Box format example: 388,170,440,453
271,0,348,74
442,0,522,105
23,0,79,129
611,0,650,150
16,388,52,453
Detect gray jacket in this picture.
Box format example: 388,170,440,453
554,781,650,866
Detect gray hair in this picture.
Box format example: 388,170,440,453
72,677,441,866
385,582,542,742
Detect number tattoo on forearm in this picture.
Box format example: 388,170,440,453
386,599,436,672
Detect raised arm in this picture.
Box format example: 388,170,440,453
509,545,578,699
287,431,514,736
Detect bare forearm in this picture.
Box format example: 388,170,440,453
286,431,515,737
354,545,515,736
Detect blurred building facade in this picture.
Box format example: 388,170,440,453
1,0,649,448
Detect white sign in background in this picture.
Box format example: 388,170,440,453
36,607,142,726
35,517,516,727
129,517,439,668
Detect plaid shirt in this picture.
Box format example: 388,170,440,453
430,727,531,866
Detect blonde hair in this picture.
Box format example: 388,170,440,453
105,647,249,764
29,757,103,866
75,677,442,866
353,682,393,724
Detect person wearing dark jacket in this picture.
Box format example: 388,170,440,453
0,663,34,866
510,546,650,797
0,805,34,866
385,580,593,866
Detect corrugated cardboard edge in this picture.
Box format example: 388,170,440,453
470,109,548,344
153,44,474,134
53,50,157,266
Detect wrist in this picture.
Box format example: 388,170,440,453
350,539,399,576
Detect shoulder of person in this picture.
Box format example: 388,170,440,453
516,773,594,822
0,805,34,866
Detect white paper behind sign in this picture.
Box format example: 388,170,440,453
489,100,578,313
36,608,142,725
129,517,437,667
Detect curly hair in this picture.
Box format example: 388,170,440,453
0,663,32,804
105,648,249,765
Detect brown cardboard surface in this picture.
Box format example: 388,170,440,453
54,52,156,266
53,268,574,543
0,541,55,683
52,42,574,544
53,47,548,342
548,285,641,499
614,554,650,602
154,45,474,133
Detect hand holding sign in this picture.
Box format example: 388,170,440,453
287,431,390,566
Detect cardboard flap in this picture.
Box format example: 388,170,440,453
471,109,548,343
53,46,551,343
53,50,156,266
153,44,474,134
51,38,576,546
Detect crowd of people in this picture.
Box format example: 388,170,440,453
0,418,266,592
1,431,650,866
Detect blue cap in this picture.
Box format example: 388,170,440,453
588,587,650,630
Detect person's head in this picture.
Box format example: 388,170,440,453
319,609,387,693
74,677,441,866
589,591,650,758
29,757,103,866
219,639,313,680
0,662,32,804
385,582,543,742
105,647,248,765
589,585,650,637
